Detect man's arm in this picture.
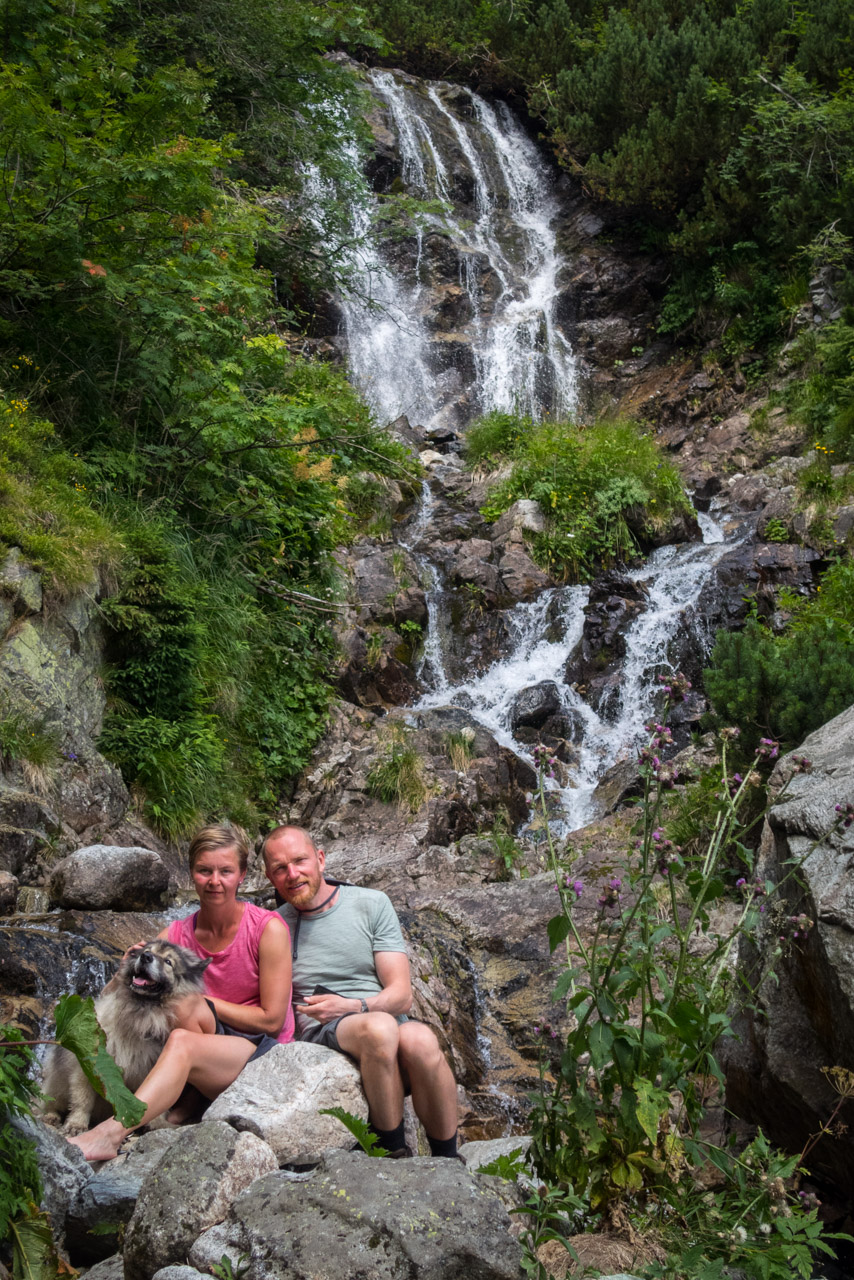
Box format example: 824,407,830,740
295,950,413,1024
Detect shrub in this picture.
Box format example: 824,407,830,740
478,416,691,580
705,614,854,753
367,725,429,813
0,398,120,590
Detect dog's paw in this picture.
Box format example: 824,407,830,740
40,1112,63,1129
62,1118,90,1137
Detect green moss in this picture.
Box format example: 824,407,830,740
0,400,121,590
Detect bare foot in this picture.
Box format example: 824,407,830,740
67,1119,127,1162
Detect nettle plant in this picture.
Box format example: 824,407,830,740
525,675,851,1279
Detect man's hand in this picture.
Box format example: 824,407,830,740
295,993,362,1024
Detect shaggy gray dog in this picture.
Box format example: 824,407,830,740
41,939,210,1134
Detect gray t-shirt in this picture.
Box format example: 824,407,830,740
277,886,407,1038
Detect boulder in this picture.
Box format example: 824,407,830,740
83,1257,126,1280
152,1270,209,1280
0,869,18,913
347,543,427,629
10,1115,90,1252
450,538,502,604
490,500,546,544
67,1129,184,1263
189,1149,523,1280
0,547,43,614
56,751,129,836
123,1123,277,1280
49,845,169,911
204,1042,368,1163
0,786,61,876
509,682,563,731
722,702,854,1197
497,544,552,601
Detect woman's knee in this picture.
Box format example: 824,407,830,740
160,1027,198,1064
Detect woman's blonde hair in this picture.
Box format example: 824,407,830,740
188,822,251,873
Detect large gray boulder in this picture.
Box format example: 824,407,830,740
189,1149,523,1280
123,1122,277,1280
204,1042,368,1163
722,702,854,1195
67,1129,183,1262
48,845,168,910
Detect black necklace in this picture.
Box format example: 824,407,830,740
292,884,339,961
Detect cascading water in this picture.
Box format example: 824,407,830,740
336,68,577,427
332,67,743,831
414,507,742,831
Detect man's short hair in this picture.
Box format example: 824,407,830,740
260,824,318,864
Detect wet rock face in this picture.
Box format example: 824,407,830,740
565,571,649,717
696,541,822,631
722,703,854,1198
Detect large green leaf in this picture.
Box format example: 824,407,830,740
9,1206,62,1280
318,1106,388,1156
634,1077,669,1147
53,995,146,1129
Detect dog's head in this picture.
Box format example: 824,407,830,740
119,940,211,1002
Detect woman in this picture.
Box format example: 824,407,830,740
69,823,293,1161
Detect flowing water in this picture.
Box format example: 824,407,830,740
335,69,741,830
336,69,577,427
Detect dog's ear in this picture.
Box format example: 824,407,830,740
187,953,213,979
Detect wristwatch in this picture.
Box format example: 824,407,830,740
359,998,369,1014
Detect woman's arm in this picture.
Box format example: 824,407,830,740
206,915,292,1037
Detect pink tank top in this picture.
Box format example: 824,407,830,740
168,901,294,1043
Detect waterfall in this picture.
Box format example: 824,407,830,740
334,69,577,427
329,66,739,832
413,508,741,831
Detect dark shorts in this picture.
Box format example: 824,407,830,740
205,999,279,1062
300,1011,408,1054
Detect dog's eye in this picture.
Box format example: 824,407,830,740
163,958,173,967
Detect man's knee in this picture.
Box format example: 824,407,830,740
398,1022,445,1071
343,1012,401,1061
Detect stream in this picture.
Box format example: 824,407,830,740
335,69,746,830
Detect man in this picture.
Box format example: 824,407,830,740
262,824,461,1159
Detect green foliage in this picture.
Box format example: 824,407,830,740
524,708,845,1277
210,1254,250,1280
0,0,411,834
478,416,691,581
444,727,475,773
0,396,121,589
705,569,854,751
785,316,854,461
0,703,59,773
318,1106,389,1157
0,1031,42,1242
478,1146,528,1180
465,410,532,467
763,517,790,543
53,994,146,1128
366,725,429,813
648,1135,847,1280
